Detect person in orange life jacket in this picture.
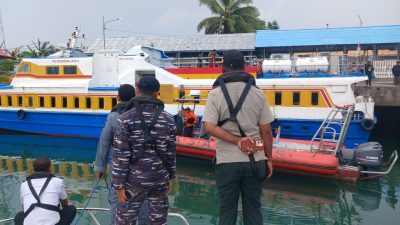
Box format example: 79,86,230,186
15,157,76,225
182,107,198,137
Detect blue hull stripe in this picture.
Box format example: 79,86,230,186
0,109,371,148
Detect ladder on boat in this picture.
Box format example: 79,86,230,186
310,105,355,155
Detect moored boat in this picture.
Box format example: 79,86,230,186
175,105,397,182
0,30,376,147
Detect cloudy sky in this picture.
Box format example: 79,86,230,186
1,0,399,49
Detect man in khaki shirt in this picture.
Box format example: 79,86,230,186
203,50,273,225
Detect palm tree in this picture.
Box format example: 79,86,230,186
197,0,266,34
27,39,55,57
266,20,279,30
8,46,22,59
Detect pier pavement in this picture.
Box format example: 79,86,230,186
355,79,400,107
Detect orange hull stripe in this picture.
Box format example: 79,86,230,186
14,74,92,79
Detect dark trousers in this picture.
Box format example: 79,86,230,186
14,205,77,225
216,161,266,225
366,73,372,86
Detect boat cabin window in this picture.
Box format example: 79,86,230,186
64,66,77,75
62,97,68,108
51,97,56,107
135,71,155,83
46,66,59,75
39,97,45,107
293,92,300,105
311,92,319,106
86,97,91,109
18,96,23,107
275,92,282,105
7,96,12,106
28,96,33,107
99,98,105,109
111,98,117,108
74,97,79,108
18,64,30,73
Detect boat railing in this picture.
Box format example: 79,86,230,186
0,208,190,225
170,56,256,68
273,126,281,144
168,52,396,78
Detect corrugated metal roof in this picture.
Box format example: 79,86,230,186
0,49,13,59
87,33,256,53
255,25,400,47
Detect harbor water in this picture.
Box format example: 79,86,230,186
0,129,399,225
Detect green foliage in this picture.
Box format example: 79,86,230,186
266,20,279,30
26,39,55,57
197,0,267,34
0,73,11,84
8,46,22,59
0,60,14,72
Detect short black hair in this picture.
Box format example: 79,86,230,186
33,157,52,172
138,76,160,96
118,84,136,102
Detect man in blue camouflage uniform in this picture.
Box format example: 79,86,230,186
94,84,149,225
112,76,176,225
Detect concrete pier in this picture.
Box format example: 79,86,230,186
355,79,400,107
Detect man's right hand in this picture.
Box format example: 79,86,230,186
116,188,127,203
237,137,256,155
95,171,104,180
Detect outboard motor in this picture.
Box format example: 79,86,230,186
351,142,383,170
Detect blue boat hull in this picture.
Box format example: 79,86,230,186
0,109,371,148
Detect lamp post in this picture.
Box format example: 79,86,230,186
103,16,122,49
357,15,363,27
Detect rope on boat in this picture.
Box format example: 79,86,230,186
73,179,101,225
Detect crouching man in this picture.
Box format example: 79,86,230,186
15,157,76,225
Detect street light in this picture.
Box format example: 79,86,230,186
103,16,122,49
357,15,363,27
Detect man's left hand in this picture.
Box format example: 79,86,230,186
116,188,127,203
168,181,172,193
267,160,273,179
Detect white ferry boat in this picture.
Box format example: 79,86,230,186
0,34,375,148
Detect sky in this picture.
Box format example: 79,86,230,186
1,0,399,49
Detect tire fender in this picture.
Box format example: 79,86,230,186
360,118,375,131
17,109,26,120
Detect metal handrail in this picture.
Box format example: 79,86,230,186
0,208,190,225
0,218,13,223
360,150,398,175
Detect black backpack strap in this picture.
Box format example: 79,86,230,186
24,176,60,219
217,78,262,181
217,78,253,137
132,101,164,163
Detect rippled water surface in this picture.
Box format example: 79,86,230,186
0,131,399,225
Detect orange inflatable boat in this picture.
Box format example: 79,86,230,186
176,136,339,175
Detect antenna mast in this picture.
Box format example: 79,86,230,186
0,9,6,49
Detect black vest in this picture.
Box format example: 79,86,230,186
23,172,60,219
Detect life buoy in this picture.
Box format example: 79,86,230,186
17,109,26,120
360,118,375,131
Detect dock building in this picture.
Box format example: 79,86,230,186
87,25,399,78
